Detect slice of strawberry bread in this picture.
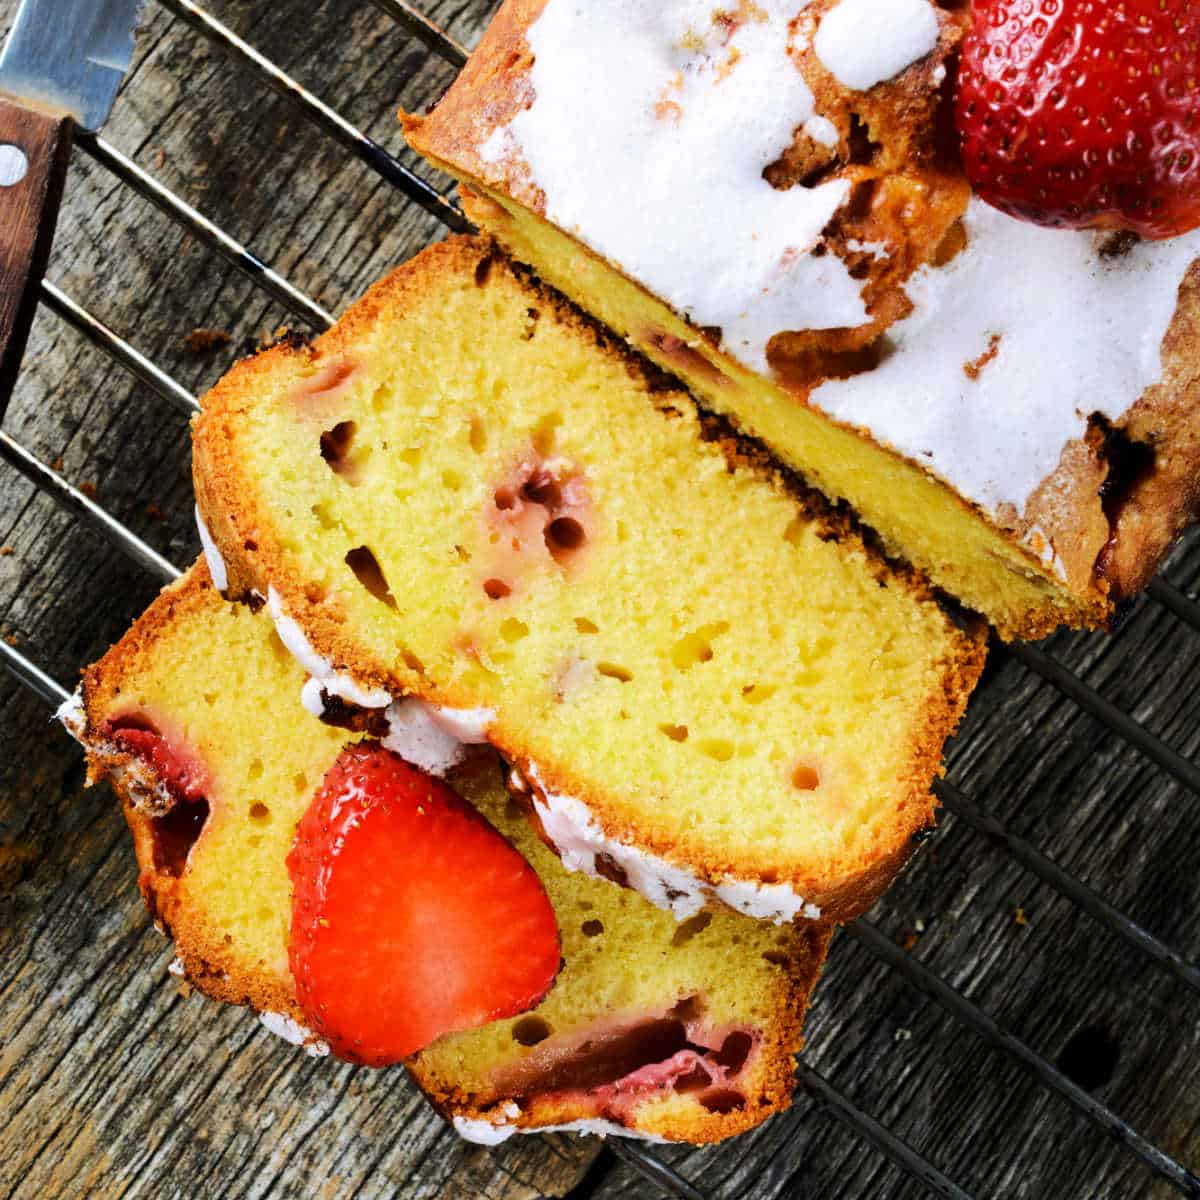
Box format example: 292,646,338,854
191,235,986,926
61,561,831,1145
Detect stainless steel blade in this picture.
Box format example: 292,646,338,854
0,0,142,131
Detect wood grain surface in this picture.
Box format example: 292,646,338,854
0,94,72,416
0,3,1198,1199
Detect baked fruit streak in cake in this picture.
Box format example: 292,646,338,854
191,236,986,925
402,0,1200,639
61,563,831,1144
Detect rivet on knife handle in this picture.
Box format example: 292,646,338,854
0,94,73,417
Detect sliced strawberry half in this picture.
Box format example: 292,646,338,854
956,0,1200,239
287,743,561,1065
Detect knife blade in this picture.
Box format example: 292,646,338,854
0,0,143,412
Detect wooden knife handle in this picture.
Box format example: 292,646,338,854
0,95,73,417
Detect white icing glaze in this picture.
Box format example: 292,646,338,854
427,704,495,744
167,957,185,977
497,0,869,374
803,114,839,148
812,199,1200,519
814,0,939,91
259,1011,331,1058
266,586,391,710
194,506,229,593
382,698,470,775
55,690,85,739
452,1114,668,1146
528,766,818,924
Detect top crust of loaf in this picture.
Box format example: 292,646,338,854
403,0,1200,631
192,234,986,922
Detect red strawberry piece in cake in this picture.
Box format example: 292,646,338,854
107,716,209,804
956,0,1200,238
287,744,561,1065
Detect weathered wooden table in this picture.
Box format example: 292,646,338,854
1,3,1198,1197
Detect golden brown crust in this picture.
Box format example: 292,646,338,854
193,234,986,922
405,2,1200,637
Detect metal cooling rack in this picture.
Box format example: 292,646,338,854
2,4,1199,1198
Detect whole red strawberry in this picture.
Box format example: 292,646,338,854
287,743,560,1065
955,0,1200,239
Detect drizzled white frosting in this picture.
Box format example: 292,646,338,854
491,0,869,373
814,0,939,91
259,1011,331,1058
482,1,1200,538
194,506,229,593
526,765,819,924
452,1112,668,1146
381,697,493,775
55,690,85,738
266,587,391,710
813,199,1200,517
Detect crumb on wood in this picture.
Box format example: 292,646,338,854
1014,906,1029,927
177,981,193,999
79,482,98,499
894,1028,913,1043
0,546,12,557
154,148,166,170
5,635,18,647
184,328,232,354
145,504,166,522
51,456,64,472
901,931,919,952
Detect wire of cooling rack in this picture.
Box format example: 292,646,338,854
2,3,1200,1199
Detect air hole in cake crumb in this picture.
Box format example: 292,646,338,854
346,547,397,609
319,420,357,479
699,738,735,763
293,773,308,794
762,950,791,967
581,919,604,937
659,723,689,743
671,623,729,671
493,487,517,511
669,994,706,1023
671,912,712,947
522,308,541,341
468,415,488,454
531,412,562,457
512,1016,551,1046
500,618,529,643
400,647,426,676
675,1066,713,1093
575,617,599,634
484,578,512,600
792,764,821,791
545,517,585,561
442,469,464,491
150,798,209,878
714,1032,753,1074
742,684,776,705
598,663,633,683
700,1089,746,1114
248,759,263,781
783,517,805,546
399,447,421,468
203,692,217,707
523,474,563,509
249,802,271,823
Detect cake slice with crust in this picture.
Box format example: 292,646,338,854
402,0,1200,639
191,235,985,924
61,561,831,1145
